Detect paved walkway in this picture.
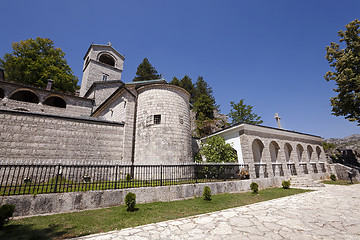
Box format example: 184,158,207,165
74,184,360,240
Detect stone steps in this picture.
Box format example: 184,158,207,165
289,176,325,188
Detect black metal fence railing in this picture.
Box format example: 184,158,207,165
0,163,249,196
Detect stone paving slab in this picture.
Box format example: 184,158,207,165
73,184,360,240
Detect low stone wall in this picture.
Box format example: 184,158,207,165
2,177,291,217
329,163,360,181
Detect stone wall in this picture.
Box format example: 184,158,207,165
134,84,192,164
1,177,290,217
0,110,124,164
329,163,360,181
96,90,136,164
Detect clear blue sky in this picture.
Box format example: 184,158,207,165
1,0,359,139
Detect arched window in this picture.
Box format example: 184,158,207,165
316,146,322,161
99,54,115,67
44,96,66,108
252,139,264,163
10,90,39,103
284,143,293,162
269,141,280,163
296,144,304,162
0,87,4,98
307,145,313,161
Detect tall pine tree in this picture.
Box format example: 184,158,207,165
133,58,161,82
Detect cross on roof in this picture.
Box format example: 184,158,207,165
274,113,282,129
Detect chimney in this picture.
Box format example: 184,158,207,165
46,79,53,91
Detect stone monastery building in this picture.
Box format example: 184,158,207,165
0,43,329,180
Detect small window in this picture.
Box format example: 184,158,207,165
154,115,161,124
102,74,108,81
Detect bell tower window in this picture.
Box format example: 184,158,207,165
99,54,115,67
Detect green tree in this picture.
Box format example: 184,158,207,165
229,99,263,125
325,19,360,124
0,37,78,93
197,135,237,163
133,58,161,82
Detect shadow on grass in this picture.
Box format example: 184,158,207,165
0,223,74,240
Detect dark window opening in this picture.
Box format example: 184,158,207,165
102,74,109,81
13,108,29,112
154,115,161,124
10,90,39,103
0,88,4,98
99,54,115,67
44,96,66,108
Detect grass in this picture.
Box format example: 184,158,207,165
0,187,309,240
321,179,359,185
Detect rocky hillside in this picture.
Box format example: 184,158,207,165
325,134,360,152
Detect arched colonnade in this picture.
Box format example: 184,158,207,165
0,87,67,109
250,138,326,179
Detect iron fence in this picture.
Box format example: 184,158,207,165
0,162,249,196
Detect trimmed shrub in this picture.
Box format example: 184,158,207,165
0,204,15,229
250,182,258,194
203,186,212,201
125,192,136,212
330,174,337,181
282,180,290,189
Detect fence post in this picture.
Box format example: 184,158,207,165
53,162,61,193
195,163,198,183
160,164,163,186
115,164,118,189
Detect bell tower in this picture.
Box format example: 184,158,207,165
80,43,125,97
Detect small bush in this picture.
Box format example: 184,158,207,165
0,204,15,229
203,186,212,201
250,182,258,194
125,192,136,212
330,174,337,181
282,180,290,189
126,173,132,182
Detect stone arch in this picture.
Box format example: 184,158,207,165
10,89,39,103
43,95,66,108
98,53,115,67
296,144,304,162
307,145,313,161
269,141,280,163
252,139,264,163
284,143,293,162
0,87,4,98
316,146,322,161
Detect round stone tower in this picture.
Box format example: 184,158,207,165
134,84,192,165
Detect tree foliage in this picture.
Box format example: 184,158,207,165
229,99,263,125
197,135,237,163
133,58,161,82
325,19,360,124
0,37,78,93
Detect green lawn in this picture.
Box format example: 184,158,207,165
321,180,359,185
0,188,310,240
